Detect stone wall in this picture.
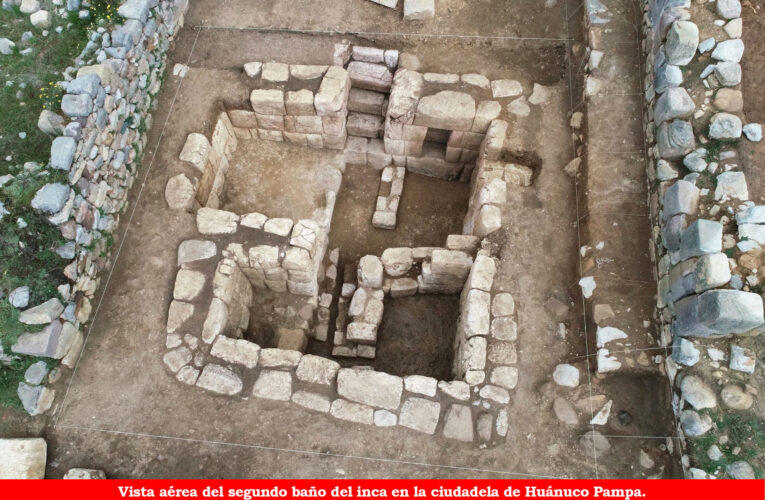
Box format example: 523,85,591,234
640,0,762,479
13,0,190,416
163,235,518,445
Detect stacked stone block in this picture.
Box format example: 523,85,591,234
638,0,762,478
17,0,190,415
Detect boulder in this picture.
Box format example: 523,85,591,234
179,133,210,172
399,397,440,434
18,298,63,325
210,336,260,369
177,240,216,266
553,363,579,387
337,368,403,410
31,183,70,214
196,364,243,395
403,0,434,20
665,21,699,66
653,87,695,125
414,91,476,131
709,112,742,140
679,375,716,409
37,110,65,135
196,208,238,234
252,370,293,401
442,404,474,441
295,354,340,385
165,174,196,211
0,438,46,478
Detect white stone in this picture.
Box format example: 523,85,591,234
491,79,522,98
252,370,293,401
0,438,46,478
553,364,579,387
399,397,440,434
196,364,242,395
404,375,437,397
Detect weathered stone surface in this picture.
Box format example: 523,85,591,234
488,342,517,365
211,336,260,368
654,87,695,125
665,21,699,66
337,368,403,410
13,321,74,359
315,66,350,115
347,61,392,93
491,317,517,340
252,370,292,401
197,208,238,234
63,468,107,479
243,62,262,77
250,89,285,115
17,382,54,416
579,430,610,459
553,397,579,425
698,290,764,334
291,391,331,413
201,298,227,343
727,461,755,479
743,123,762,142
490,366,518,390
296,354,340,385
178,240,217,266
553,364,579,387
414,91,476,131
0,438,46,478
680,375,716,409
399,397,440,434
165,174,195,211
23,361,48,385
720,384,753,410
259,348,302,368
709,112,742,140
61,93,92,117
461,289,490,337
31,183,69,214
680,409,712,436
37,110,65,136
491,80,522,98
492,293,515,317
18,298,63,325
374,409,398,427
711,39,744,63
381,247,413,277
442,404,474,442
431,249,472,278
479,384,510,404
173,269,205,301
717,0,742,18
475,205,502,236
390,277,418,297
680,219,722,260
714,62,742,86
694,253,731,292
358,255,383,288
657,120,695,159
330,399,374,424
438,380,470,400
50,137,77,171
179,133,210,172
404,375,437,397
196,364,243,395
403,0,434,20
730,344,755,373
163,346,192,373
262,62,289,82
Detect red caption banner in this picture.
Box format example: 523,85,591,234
0,479,763,500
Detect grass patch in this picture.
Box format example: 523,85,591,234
689,412,765,478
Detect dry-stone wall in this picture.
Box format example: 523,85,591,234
12,0,189,415
641,0,762,479
164,233,518,445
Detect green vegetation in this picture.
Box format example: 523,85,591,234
689,412,765,478
0,1,121,411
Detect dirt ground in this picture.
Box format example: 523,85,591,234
0,0,684,479
222,140,344,220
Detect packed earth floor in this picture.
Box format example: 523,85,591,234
11,0,765,479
